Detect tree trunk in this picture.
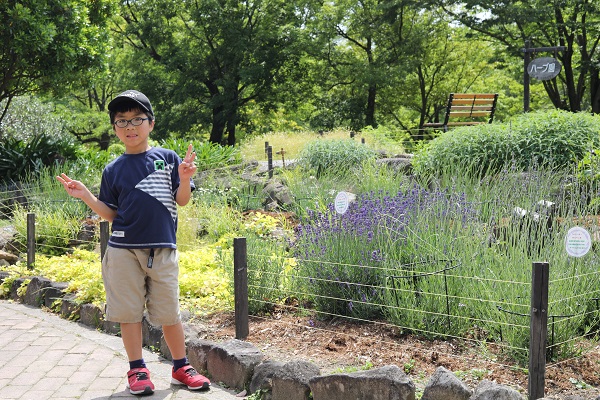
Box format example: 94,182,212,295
205,80,225,144
365,84,377,128
210,106,226,144
590,67,600,113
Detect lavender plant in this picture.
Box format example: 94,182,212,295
291,164,600,362
293,184,478,322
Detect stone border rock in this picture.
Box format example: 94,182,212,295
2,272,590,400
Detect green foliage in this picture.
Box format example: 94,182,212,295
10,250,105,306
291,163,600,362
0,0,115,120
246,389,270,400
298,139,378,177
72,143,124,173
433,0,600,113
12,203,87,256
413,110,600,177
159,138,241,171
0,96,79,183
245,225,297,314
0,135,76,183
576,150,600,213
178,201,244,248
179,247,233,314
118,0,314,144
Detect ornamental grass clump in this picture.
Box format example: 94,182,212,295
413,110,600,178
298,138,378,178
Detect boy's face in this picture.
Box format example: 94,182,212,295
112,109,154,154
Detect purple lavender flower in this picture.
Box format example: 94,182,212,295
293,183,478,318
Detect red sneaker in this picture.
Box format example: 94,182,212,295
127,367,155,395
171,365,211,390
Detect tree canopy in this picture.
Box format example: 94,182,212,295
431,0,600,112
1,0,583,146
0,0,114,128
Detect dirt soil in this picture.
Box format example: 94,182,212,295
191,309,600,399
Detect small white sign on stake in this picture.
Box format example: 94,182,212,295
565,226,591,258
334,191,349,215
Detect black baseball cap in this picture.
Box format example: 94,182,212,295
108,90,154,116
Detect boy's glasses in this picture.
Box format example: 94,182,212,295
113,117,150,128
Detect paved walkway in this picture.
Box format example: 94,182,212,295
0,300,240,400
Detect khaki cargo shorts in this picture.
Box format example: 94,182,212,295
101,247,181,326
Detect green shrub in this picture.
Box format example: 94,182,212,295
413,110,600,177
0,96,78,183
298,138,378,177
13,202,88,256
0,135,78,184
159,137,241,171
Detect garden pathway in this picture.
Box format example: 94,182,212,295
0,300,239,400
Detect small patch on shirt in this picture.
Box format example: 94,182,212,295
112,230,125,237
154,160,165,171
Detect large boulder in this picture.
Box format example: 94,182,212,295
421,366,472,400
207,339,264,391
271,360,320,400
470,380,523,400
23,276,52,307
263,180,294,210
309,365,415,400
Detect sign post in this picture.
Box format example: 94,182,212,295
522,42,566,112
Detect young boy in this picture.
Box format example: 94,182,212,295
56,90,210,395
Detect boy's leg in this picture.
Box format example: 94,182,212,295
163,320,210,390
102,248,154,394
121,322,144,361
162,322,186,360
148,249,210,390
121,321,155,394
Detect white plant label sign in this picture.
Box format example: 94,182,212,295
565,226,591,257
334,191,350,215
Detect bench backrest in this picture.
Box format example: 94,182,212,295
443,93,498,126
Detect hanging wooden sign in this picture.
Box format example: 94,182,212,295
527,56,562,80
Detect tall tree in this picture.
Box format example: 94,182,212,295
0,0,114,129
116,0,316,145
429,0,600,112
313,0,426,130
382,21,504,133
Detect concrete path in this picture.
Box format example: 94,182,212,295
0,300,240,400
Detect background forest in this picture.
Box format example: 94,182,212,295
2,0,600,154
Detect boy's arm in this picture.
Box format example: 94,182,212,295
56,173,118,222
175,178,192,206
176,144,197,207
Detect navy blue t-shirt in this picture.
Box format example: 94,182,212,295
99,147,194,249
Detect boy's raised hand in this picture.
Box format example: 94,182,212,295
56,173,88,199
179,144,197,180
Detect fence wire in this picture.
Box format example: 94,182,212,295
2,183,600,379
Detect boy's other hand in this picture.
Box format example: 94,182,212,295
179,144,197,180
56,173,88,199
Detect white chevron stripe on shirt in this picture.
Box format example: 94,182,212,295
135,164,178,222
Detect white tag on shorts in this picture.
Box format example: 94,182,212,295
112,230,125,237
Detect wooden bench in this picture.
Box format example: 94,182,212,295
423,93,499,132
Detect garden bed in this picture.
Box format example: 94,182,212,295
193,309,600,399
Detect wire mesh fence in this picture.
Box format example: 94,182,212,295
242,242,600,394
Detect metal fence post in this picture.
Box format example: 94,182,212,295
26,212,35,270
234,237,249,339
100,221,109,261
529,261,549,400
267,146,273,179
